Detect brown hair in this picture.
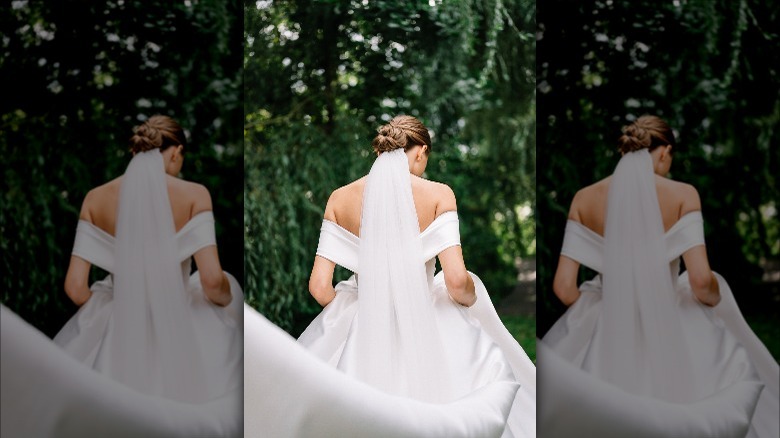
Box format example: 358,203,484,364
129,115,186,154
617,115,675,154
371,115,432,155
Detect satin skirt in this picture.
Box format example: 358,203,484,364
244,303,520,437
0,272,244,437
54,272,243,403
540,272,779,438
1,300,242,438
298,271,536,438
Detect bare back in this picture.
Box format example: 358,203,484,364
80,175,212,236
324,174,457,237
569,175,701,236
309,172,475,307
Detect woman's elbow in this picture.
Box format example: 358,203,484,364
445,270,467,292
688,270,711,292
64,278,89,306
200,269,223,291
688,270,720,306
445,270,475,306
308,278,329,303
553,278,578,307
201,270,230,306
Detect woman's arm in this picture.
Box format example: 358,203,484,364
438,245,476,307
191,187,231,307
682,245,720,307
553,256,581,306
679,187,720,307
553,191,585,306
434,186,476,307
64,192,95,306
193,246,232,307
308,192,341,307
309,256,337,307
64,256,93,306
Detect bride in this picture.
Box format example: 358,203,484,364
538,115,779,437
1,115,243,437
250,115,534,437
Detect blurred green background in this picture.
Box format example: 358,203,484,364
0,0,244,337
244,0,536,356
537,0,779,359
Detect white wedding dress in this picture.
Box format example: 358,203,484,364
1,150,243,437
278,149,535,437
244,303,521,438
539,150,779,438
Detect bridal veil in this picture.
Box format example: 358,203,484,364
354,148,451,401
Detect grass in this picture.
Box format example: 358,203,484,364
500,314,536,363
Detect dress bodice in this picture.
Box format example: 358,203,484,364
71,211,217,274
560,211,705,276
315,210,461,274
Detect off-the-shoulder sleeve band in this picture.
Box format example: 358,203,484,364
665,211,705,260
72,221,115,273
561,221,604,273
317,221,359,273
176,211,217,261
421,212,461,261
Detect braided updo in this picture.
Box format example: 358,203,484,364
617,115,675,154
371,115,432,155
129,115,186,154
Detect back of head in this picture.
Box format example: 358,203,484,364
129,115,186,154
617,115,675,154
371,115,432,155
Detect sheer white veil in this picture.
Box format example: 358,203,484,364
593,149,695,401
107,149,209,402
355,148,451,402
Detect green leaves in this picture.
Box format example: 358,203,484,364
245,0,536,334
537,0,780,335
1,0,243,336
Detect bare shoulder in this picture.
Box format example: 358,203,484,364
569,177,609,221
332,178,365,200
577,177,610,199
184,179,213,214
434,180,457,211
80,177,121,221
415,177,457,214
676,181,701,214
324,177,366,222
168,176,212,214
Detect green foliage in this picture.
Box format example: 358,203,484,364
747,314,780,361
0,0,243,336
501,315,536,363
245,0,536,334
537,0,780,334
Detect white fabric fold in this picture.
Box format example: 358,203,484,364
245,304,519,438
